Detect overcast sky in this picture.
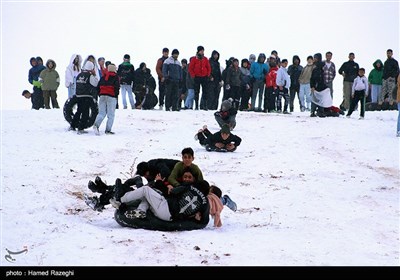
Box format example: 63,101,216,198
1,0,399,110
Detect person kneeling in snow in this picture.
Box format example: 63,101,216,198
195,124,242,152
214,98,237,131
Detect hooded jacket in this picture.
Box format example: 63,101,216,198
65,54,82,87
368,59,383,85
209,50,222,83
28,58,46,85
39,59,60,91
287,55,303,89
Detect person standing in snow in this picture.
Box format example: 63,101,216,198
310,53,333,117
381,49,399,106
287,55,303,112
276,59,291,114
117,54,136,109
28,57,46,109
346,68,368,119
367,59,383,104
65,54,82,99
71,61,99,134
298,55,315,112
250,53,269,111
208,50,223,110
338,52,359,111
155,48,169,109
93,63,120,135
189,46,211,110
162,49,182,111
323,51,336,98
39,59,60,109
264,55,279,113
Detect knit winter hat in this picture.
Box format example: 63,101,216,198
83,61,94,71
123,54,130,60
221,124,230,134
107,64,117,73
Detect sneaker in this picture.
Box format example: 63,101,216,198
346,115,351,118
124,209,147,219
310,112,317,117
84,194,104,212
105,131,115,135
359,116,364,120
93,125,100,135
109,198,121,209
203,125,208,130
222,194,237,212
68,126,76,131
283,111,291,114
77,129,88,134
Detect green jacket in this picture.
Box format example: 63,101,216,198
168,162,204,187
39,59,60,90
368,59,383,85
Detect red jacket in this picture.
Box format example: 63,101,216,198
189,55,211,78
99,72,120,97
265,66,278,88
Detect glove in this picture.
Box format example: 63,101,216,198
246,84,250,90
32,80,41,88
226,84,231,90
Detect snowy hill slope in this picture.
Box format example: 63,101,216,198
1,108,399,266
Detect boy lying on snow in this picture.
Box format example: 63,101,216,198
195,124,242,152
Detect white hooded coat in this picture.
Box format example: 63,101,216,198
65,54,83,87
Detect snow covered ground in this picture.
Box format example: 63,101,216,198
1,107,399,266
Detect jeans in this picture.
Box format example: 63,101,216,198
94,95,117,132
370,84,382,103
120,84,135,109
299,83,311,109
251,79,264,110
185,88,195,109
121,186,172,221
397,103,400,133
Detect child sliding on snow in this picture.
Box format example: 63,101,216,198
195,124,242,152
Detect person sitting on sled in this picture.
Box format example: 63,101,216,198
195,123,241,152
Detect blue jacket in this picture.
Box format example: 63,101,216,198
162,56,182,82
250,62,269,81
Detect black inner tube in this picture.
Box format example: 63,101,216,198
63,96,98,129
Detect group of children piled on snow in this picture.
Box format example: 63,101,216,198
86,148,237,228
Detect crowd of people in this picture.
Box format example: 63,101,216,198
25,47,400,136
23,47,400,230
